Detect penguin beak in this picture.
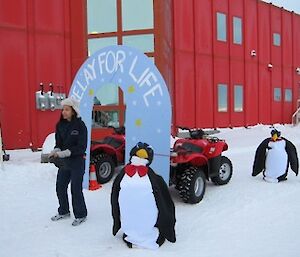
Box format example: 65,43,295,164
272,134,278,141
136,149,148,159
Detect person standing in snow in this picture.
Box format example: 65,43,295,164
49,97,88,226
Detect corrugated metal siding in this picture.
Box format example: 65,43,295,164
0,0,73,149
172,0,300,128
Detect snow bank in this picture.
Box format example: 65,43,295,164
1,124,300,257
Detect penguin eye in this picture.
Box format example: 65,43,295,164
136,142,143,148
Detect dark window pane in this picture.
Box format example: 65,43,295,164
92,110,119,128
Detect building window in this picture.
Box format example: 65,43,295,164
87,0,154,57
218,84,228,112
274,88,281,102
234,85,243,112
123,34,154,53
217,12,227,42
273,33,281,46
88,37,118,56
122,0,153,31
233,17,242,45
92,84,123,128
86,0,154,132
285,89,292,102
87,0,117,33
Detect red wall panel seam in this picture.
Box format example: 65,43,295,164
280,8,284,123
211,0,216,128
228,0,232,127
193,0,196,127
27,0,38,148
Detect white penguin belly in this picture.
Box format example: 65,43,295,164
265,140,288,180
119,174,159,249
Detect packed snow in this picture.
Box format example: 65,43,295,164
1,124,300,257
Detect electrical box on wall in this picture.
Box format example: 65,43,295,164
35,90,49,111
35,83,66,111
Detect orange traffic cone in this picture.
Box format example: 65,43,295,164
89,164,102,190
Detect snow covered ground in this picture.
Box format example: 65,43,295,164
1,124,300,257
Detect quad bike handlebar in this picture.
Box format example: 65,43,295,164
176,126,223,142
176,126,206,139
107,126,125,135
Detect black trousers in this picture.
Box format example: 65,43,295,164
56,160,87,219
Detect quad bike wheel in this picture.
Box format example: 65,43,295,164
211,156,233,185
178,167,206,204
92,153,115,184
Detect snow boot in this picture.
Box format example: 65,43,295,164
72,217,87,226
51,213,70,221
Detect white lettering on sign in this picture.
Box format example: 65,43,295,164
140,72,158,88
83,59,96,85
84,68,94,85
71,49,165,106
106,51,116,73
72,84,85,101
98,52,106,74
98,50,126,75
129,56,150,84
143,84,163,107
116,51,125,73
76,80,87,91
129,55,164,107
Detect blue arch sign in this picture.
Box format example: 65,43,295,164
68,45,171,188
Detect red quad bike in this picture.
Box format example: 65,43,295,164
90,126,125,184
170,127,233,204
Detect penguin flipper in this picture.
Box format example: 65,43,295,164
284,138,299,176
111,171,125,236
252,138,269,176
148,170,176,243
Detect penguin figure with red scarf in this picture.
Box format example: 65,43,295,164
252,129,298,182
111,142,176,249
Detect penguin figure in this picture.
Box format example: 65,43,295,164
252,129,298,182
111,142,176,249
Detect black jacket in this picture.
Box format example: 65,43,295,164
252,137,299,177
54,117,87,169
111,168,176,243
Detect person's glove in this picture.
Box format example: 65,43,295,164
48,148,61,157
56,149,71,158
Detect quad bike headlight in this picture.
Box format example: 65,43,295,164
209,147,215,154
170,152,178,157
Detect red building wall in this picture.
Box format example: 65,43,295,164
0,0,86,149
1,0,300,149
173,0,196,128
293,13,300,115
194,0,214,128
244,0,259,126
172,0,300,129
